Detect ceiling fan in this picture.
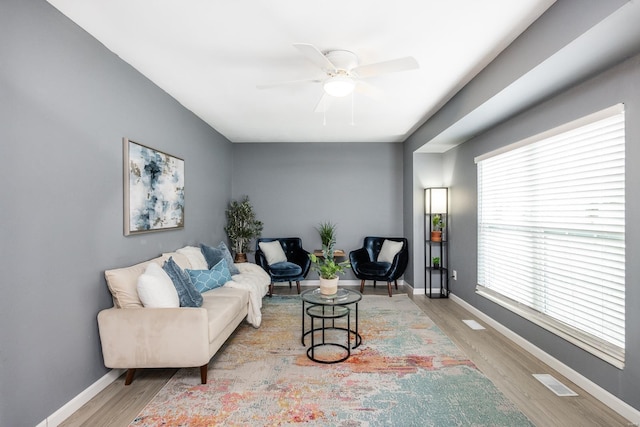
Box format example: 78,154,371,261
257,43,419,112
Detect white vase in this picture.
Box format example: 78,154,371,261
319,277,339,295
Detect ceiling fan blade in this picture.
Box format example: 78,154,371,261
355,81,384,100
293,43,337,72
352,56,419,79
256,78,322,90
314,93,335,113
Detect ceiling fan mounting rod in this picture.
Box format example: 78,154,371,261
327,69,351,78
324,50,359,72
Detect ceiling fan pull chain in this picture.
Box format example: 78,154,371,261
323,97,327,126
351,92,355,126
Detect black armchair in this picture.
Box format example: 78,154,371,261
255,238,311,296
349,237,408,297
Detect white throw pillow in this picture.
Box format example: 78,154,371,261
176,246,208,270
259,240,287,265
136,263,180,308
377,239,403,263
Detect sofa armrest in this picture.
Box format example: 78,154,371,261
97,307,210,369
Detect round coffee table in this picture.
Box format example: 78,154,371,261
301,288,362,363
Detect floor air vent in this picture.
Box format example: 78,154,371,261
533,374,578,396
462,319,485,330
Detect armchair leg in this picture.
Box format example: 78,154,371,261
124,368,136,385
200,364,208,384
296,281,301,294
373,280,377,288
360,279,365,293
387,282,393,297
289,281,292,288
268,283,273,297
395,280,399,289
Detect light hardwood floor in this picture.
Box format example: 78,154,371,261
61,284,632,426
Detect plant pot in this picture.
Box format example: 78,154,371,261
234,253,248,263
319,276,339,295
431,231,442,242
433,263,440,269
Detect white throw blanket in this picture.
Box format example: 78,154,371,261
225,262,271,328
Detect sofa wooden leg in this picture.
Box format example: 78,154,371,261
395,280,399,290
387,282,393,297
296,281,301,294
200,364,208,384
124,368,136,385
268,283,273,297
360,279,365,293
373,280,377,288
289,281,292,288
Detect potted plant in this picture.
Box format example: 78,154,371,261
432,256,441,269
316,221,337,247
431,214,445,242
309,241,350,295
224,196,263,262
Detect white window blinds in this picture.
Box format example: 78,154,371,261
475,104,625,368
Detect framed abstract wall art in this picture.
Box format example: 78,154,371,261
123,138,185,235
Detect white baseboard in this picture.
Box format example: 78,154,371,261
38,369,124,427
300,279,407,288
38,279,412,426
44,283,639,427
297,279,361,287
409,285,443,297
449,293,640,425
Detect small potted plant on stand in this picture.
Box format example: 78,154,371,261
431,214,445,242
432,256,441,269
309,237,350,296
224,196,263,262
316,221,337,248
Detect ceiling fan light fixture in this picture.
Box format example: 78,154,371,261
323,75,355,97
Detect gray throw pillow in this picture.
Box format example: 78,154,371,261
201,242,240,275
162,256,203,307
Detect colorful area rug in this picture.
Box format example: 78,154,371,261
130,294,532,426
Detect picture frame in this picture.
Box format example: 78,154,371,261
123,138,185,236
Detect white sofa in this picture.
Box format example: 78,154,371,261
97,247,269,385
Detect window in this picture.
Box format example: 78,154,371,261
475,104,625,368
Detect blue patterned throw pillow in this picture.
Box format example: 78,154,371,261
200,242,240,275
186,259,232,293
162,257,203,307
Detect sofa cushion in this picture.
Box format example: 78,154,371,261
377,239,403,263
200,242,240,275
136,263,180,308
186,259,232,293
163,256,203,308
359,261,391,276
258,240,287,265
201,287,249,343
268,261,302,279
105,256,167,308
176,246,209,270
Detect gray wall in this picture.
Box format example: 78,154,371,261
231,143,403,281
3,0,639,425
402,0,629,289
442,53,640,410
0,1,233,426
403,0,640,412
404,153,443,289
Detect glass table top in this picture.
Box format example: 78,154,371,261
301,288,362,305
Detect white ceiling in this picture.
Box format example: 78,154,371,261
47,0,555,144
